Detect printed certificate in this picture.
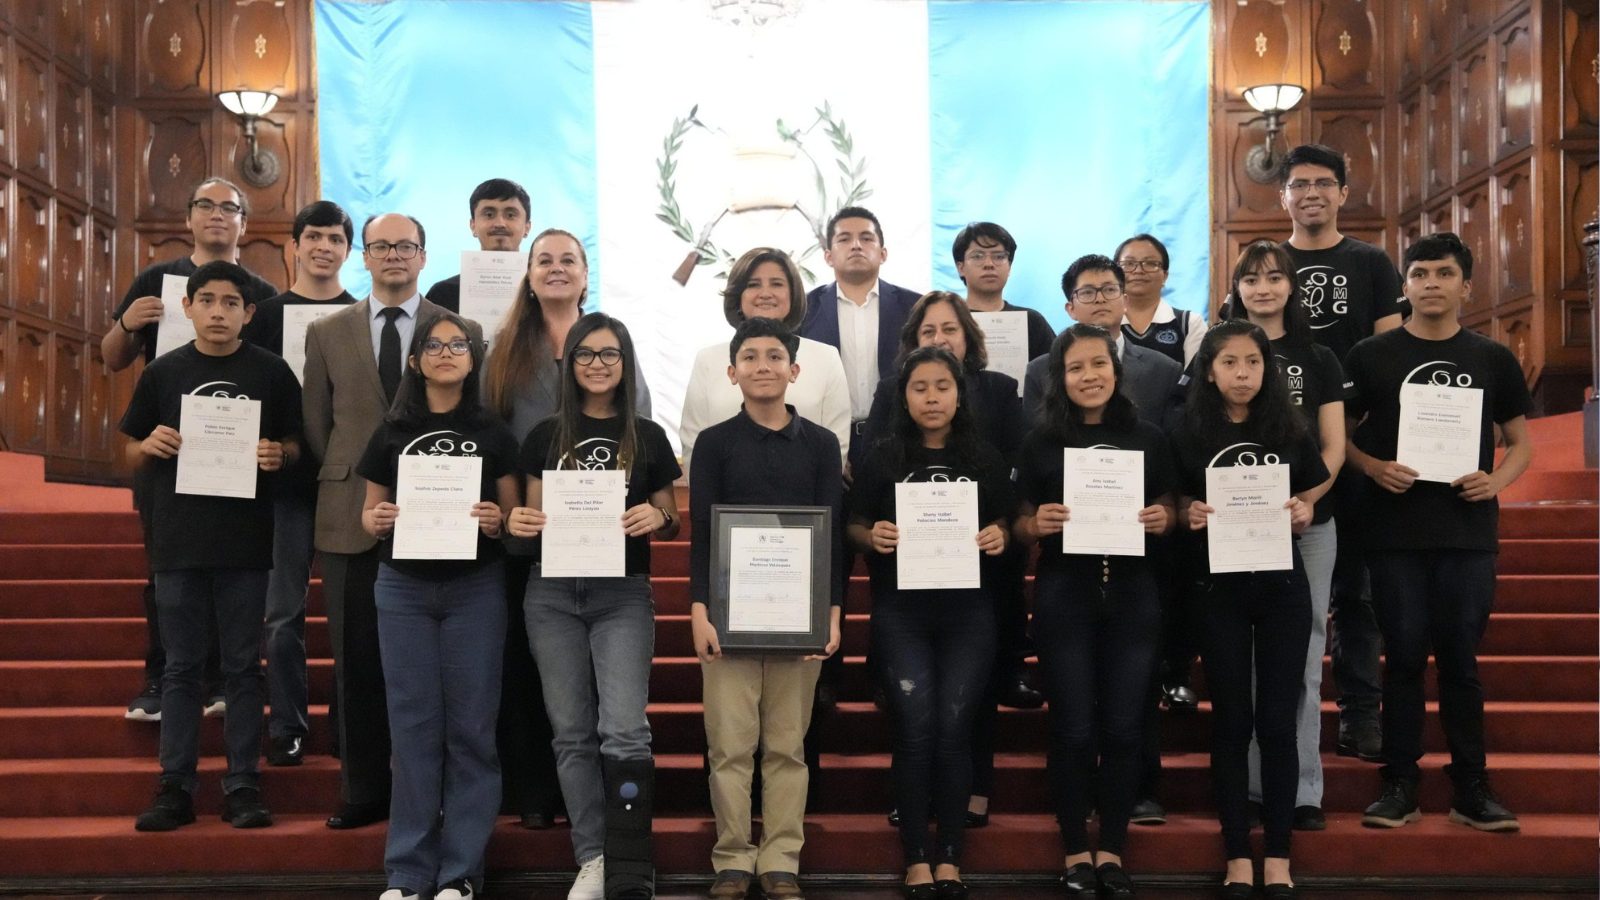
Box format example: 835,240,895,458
175,394,261,499
1397,382,1484,484
153,274,195,358
1061,448,1145,556
540,469,626,577
969,311,1027,397
458,250,524,347
282,303,344,385
727,526,814,633
393,455,483,560
894,481,980,590
1204,464,1291,573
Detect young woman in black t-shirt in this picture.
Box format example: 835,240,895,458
1013,324,1176,897
356,312,520,900
848,347,1012,900
506,313,680,900
1171,320,1329,899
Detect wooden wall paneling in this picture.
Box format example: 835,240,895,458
1425,195,1455,240
84,342,111,462
55,73,86,201
15,43,49,181
1224,108,1302,222
1563,152,1598,291
1459,0,1496,44
14,183,47,316
1560,291,1592,351
1458,40,1493,180
0,36,11,169
1397,87,1424,213
86,0,114,90
53,0,86,76
135,230,193,273
1494,158,1534,304
0,312,9,445
90,88,112,210
135,0,207,99
1424,69,1456,201
137,107,209,220
1312,0,1380,96
1564,1,1598,137
221,108,293,219
9,0,51,52
1496,15,1535,160
1456,178,1495,320
11,322,47,453
1425,0,1457,70
89,215,115,333
51,334,83,457
1398,211,1425,262
239,232,290,292
1495,0,1530,26
217,0,295,98
1397,0,1426,86
1221,0,1302,98
53,203,86,329
1311,109,1383,218
1494,302,1537,378
0,174,9,311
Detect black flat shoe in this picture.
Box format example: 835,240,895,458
901,883,936,900
1095,862,1135,896
964,810,989,828
1263,884,1296,899
934,879,968,899
325,800,388,829
1061,863,1097,894
1219,881,1254,900
518,811,555,829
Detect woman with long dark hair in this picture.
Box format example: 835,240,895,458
1013,324,1176,896
357,312,520,900
848,346,1013,899
1222,241,1347,831
1171,320,1329,899
506,312,681,900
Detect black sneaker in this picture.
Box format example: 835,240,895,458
1336,718,1382,762
222,785,273,828
1128,797,1166,825
266,734,305,767
1361,777,1420,828
1292,805,1327,831
125,681,162,722
1449,778,1520,832
134,781,195,831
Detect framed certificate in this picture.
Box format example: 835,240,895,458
710,505,832,653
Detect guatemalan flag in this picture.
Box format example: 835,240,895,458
315,0,1210,447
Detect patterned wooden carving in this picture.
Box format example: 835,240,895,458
1456,181,1494,316
1561,296,1592,350
1565,154,1598,290
86,0,116,89
12,324,49,453
55,0,89,74
1494,304,1536,377
52,336,84,456
1458,42,1492,179
1458,0,1494,43
1399,212,1425,262
138,231,193,271
136,0,207,98
1496,18,1534,159
55,75,87,200
1495,161,1534,303
224,112,294,218
15,185,50,317
85,343,113,461
1398,0,1425,86
1425,197,1455,238
1424,71,1455,199
1312,110,1382,218
1313,0,1378,94
1398,89,1424,212
16,45,52,180
53,205,87,329
139,109,209,219
240,235,290,292
90,90,114,210
218,0,294,97
1224,0,1298,97
1425,0,1456,68
90,217,116,332
1225,110,1299,220
1566,1,1599,134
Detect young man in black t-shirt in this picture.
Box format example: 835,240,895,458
423,177,532,313
1277,143,1402,758
953,221,1057,359
119,261,302,832
101,177,279,723
1344,234,1532,833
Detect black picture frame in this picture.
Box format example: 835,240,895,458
709,505,832,653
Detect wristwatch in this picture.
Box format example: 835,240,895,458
655,505,676,531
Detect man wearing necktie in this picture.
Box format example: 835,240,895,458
302,212,483,829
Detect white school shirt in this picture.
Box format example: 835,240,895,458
835,281,881,420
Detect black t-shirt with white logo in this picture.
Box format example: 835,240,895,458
1281,237,1403,363
1271,338,1351,524
357,410,519,581
118,343,302,571
518,413,682,576
1343,327,1533,552
113,257,279,364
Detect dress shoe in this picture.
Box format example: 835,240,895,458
1262,884,1296,899
758,870,804,899
933,879,968,899
964,809,989,828
326,800,388,829
1060,863,1097,894
1161,682,1198,712
708,869,753,899
997,674,1043,710
1218,881,1254,900
1292,805,1326,831
901,884,935,900
1095,862,1135,896
1127,798,1165,825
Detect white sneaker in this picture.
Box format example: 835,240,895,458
434,879,475,900
568,855,605,900
202,694,226,717
378,890,419,900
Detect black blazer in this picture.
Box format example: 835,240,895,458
861,368,1024,465
799,280,923,382
1021,340,1183,432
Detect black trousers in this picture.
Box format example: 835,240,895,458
135,479,219,686
322,547,392,806
1328,471,1383,720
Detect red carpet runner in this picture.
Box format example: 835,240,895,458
0,413,1594,883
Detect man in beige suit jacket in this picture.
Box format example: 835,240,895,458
301,212,483,828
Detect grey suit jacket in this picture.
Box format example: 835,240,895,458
301,298,482,554
1022,340,1183,432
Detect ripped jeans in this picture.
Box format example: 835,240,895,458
872,587,996,867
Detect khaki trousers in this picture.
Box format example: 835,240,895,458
701,654,822,874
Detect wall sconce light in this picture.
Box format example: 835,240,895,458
217,90,281,188
1240,83,1305,184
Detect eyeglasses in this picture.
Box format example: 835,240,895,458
964,250,1010,264
1069,284,1125,304
364,241,422,259
1285,178,1341,194
422,338,471,357
573,347,623,367
1117,259,1165,273
189,198,244,217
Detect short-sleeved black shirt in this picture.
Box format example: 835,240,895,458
113,257,279,364
118,343,302,571
1017,420,1176,569
248,289,358,357
424,275,462,314
519,413,682,576
1343,327,1533,552
1271,338,1352,523
1281,237,1403,363
1001,300,1059,360
356,410,519,580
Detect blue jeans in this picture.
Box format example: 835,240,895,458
525,575,655,864
376,561,506,894
153,568,268,795
264,492,315,739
